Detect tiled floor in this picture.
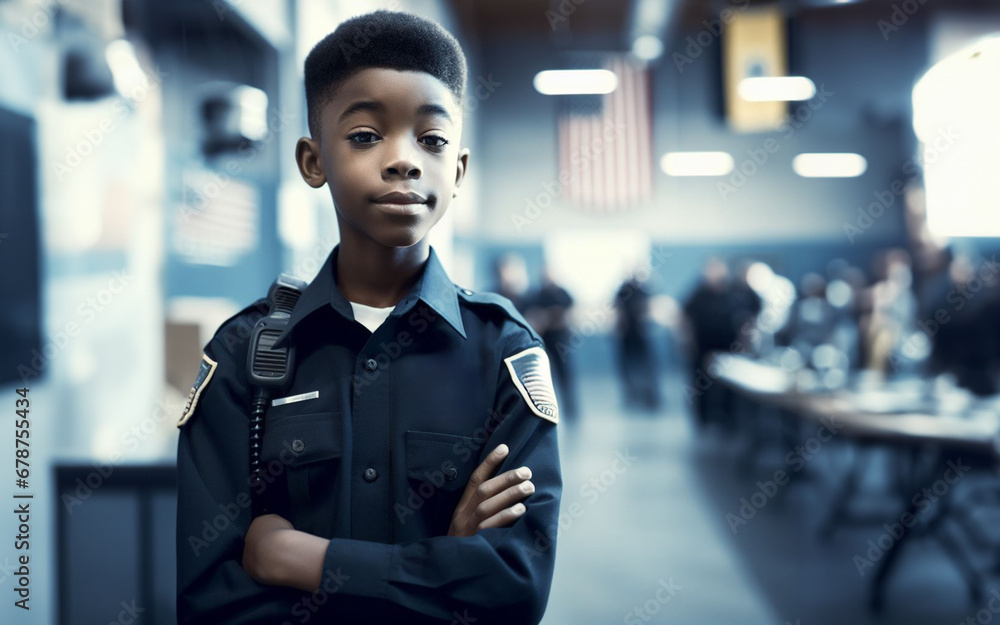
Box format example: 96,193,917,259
543,371,1000,624
544,372,777,624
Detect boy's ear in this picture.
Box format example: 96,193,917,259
452,148,471,198
295,137,326,188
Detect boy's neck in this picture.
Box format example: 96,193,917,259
334,230,429,309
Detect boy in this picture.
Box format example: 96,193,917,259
176,10,562,625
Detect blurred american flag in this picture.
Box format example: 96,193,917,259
558,55,653,211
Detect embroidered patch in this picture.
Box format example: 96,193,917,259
504,346,559,425
177,353,218,427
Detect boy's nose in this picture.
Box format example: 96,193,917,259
383,162,421,179
383,153,422,180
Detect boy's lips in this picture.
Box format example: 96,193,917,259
370,190,430,216
372,190,427,204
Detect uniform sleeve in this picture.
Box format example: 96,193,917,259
318,331,562,625
176,335,303,624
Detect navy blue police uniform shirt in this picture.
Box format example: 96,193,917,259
176,245,562,625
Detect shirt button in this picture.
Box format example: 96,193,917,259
363,467,378,483
291,439,305,453
364,358,378,372
444,467,458,481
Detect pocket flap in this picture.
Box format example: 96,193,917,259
262,412,343,466
405,430,478,491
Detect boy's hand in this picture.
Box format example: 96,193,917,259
448,444,534,537
242,513,294,585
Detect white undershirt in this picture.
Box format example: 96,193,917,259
349,301,395,333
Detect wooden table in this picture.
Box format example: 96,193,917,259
708,353,1000,610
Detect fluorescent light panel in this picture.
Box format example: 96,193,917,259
533,70,618,95
792,153,867,178
660,152,735,177
738,76,816,101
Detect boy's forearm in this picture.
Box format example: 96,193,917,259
270,529,330,592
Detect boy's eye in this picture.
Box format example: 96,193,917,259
421,135,449,148
348,131,380,145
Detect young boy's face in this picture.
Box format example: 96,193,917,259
296,67,470,249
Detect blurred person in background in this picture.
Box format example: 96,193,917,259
730,259,764,333
682,258,741,428
492,252,530,313
742,261,796,360
824,260,866,371
864,249,917,374
780,273,835,358
613,270,661,412
526,265,578,424
924,253,1000,395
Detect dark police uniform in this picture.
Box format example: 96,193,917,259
176,245,562,625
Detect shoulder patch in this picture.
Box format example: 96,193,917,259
504,346,559,425
177,353,218,427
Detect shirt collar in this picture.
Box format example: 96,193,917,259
274,244,466,347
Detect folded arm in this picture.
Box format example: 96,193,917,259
243,337,563,625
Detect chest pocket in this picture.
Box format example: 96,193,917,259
261,411,343,536
403,430,479,536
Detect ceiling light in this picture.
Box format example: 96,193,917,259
632,35,664,61
660,152,735,176
738,76,816,101
792,153,867,178
533,70,618,95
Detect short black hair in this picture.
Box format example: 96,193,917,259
304,10,467,137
